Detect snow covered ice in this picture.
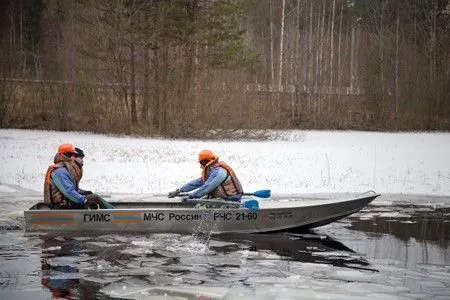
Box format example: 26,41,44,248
1,129,449,196
0,129,449,299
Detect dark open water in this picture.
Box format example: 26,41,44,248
0,192,449,300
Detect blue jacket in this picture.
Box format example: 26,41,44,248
51,167,88,205
180,166,241,201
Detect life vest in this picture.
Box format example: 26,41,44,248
43,155,82,205
202,161,243,199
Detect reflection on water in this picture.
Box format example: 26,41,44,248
214,233,376,272
39,235,101,299
0,195,449,299
349,205,449,247
36,231,366,299
337,202,450,272
41,260,79,298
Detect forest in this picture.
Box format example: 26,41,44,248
0,0,449,137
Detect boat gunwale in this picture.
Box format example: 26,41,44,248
24,194,380,213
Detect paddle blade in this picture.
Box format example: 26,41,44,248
243,199,259,211
246,189,271,198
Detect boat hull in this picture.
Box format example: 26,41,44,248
24,194,379,234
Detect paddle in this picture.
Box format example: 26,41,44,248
242,199,259,211
243,189,271,198
183,198,259,211
174,189,268,212
177,189,271,199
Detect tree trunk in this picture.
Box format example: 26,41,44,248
308,0,313,114
337,3,343,101
181,0,198,128
292,0,301,120
395,3,400,113
278,0,285,89
270,1,274,85
350,24,355,94
130,36,137,125
142,48,150,122
277,0,285,125
152,47,160,132
329,0,336,115
314,2,321,115
129,5,137,125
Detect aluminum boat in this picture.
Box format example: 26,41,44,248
24,192,379,234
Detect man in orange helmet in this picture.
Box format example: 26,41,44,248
44,143,113,209
168,150,243,201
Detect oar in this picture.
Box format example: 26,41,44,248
178,189,271,199
242,199,259,211
243,189,271,198
183,198,259,211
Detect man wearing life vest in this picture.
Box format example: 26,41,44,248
43,143,112,209
168,150,243,201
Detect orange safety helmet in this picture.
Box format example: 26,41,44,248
57,143,76,155
198,150,217,163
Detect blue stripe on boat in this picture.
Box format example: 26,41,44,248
32,217,73,221
113,216,141,220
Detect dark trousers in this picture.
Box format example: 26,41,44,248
51,194,113,209
85,194,110,209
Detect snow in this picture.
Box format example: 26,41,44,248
0,128,449,300
0,128,449,196
0,185,16,193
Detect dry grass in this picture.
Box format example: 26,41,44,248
1,81,449,137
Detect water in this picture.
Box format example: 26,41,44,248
0,192,449,299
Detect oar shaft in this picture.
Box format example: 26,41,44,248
177,189,271,199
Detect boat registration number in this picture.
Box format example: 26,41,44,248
82,211,259,223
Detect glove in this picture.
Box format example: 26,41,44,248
168,189,180,198
83,190,93,195
83,198,99,210
182,194,194,203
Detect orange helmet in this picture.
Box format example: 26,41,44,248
198,150,217,163
57,143,76,155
